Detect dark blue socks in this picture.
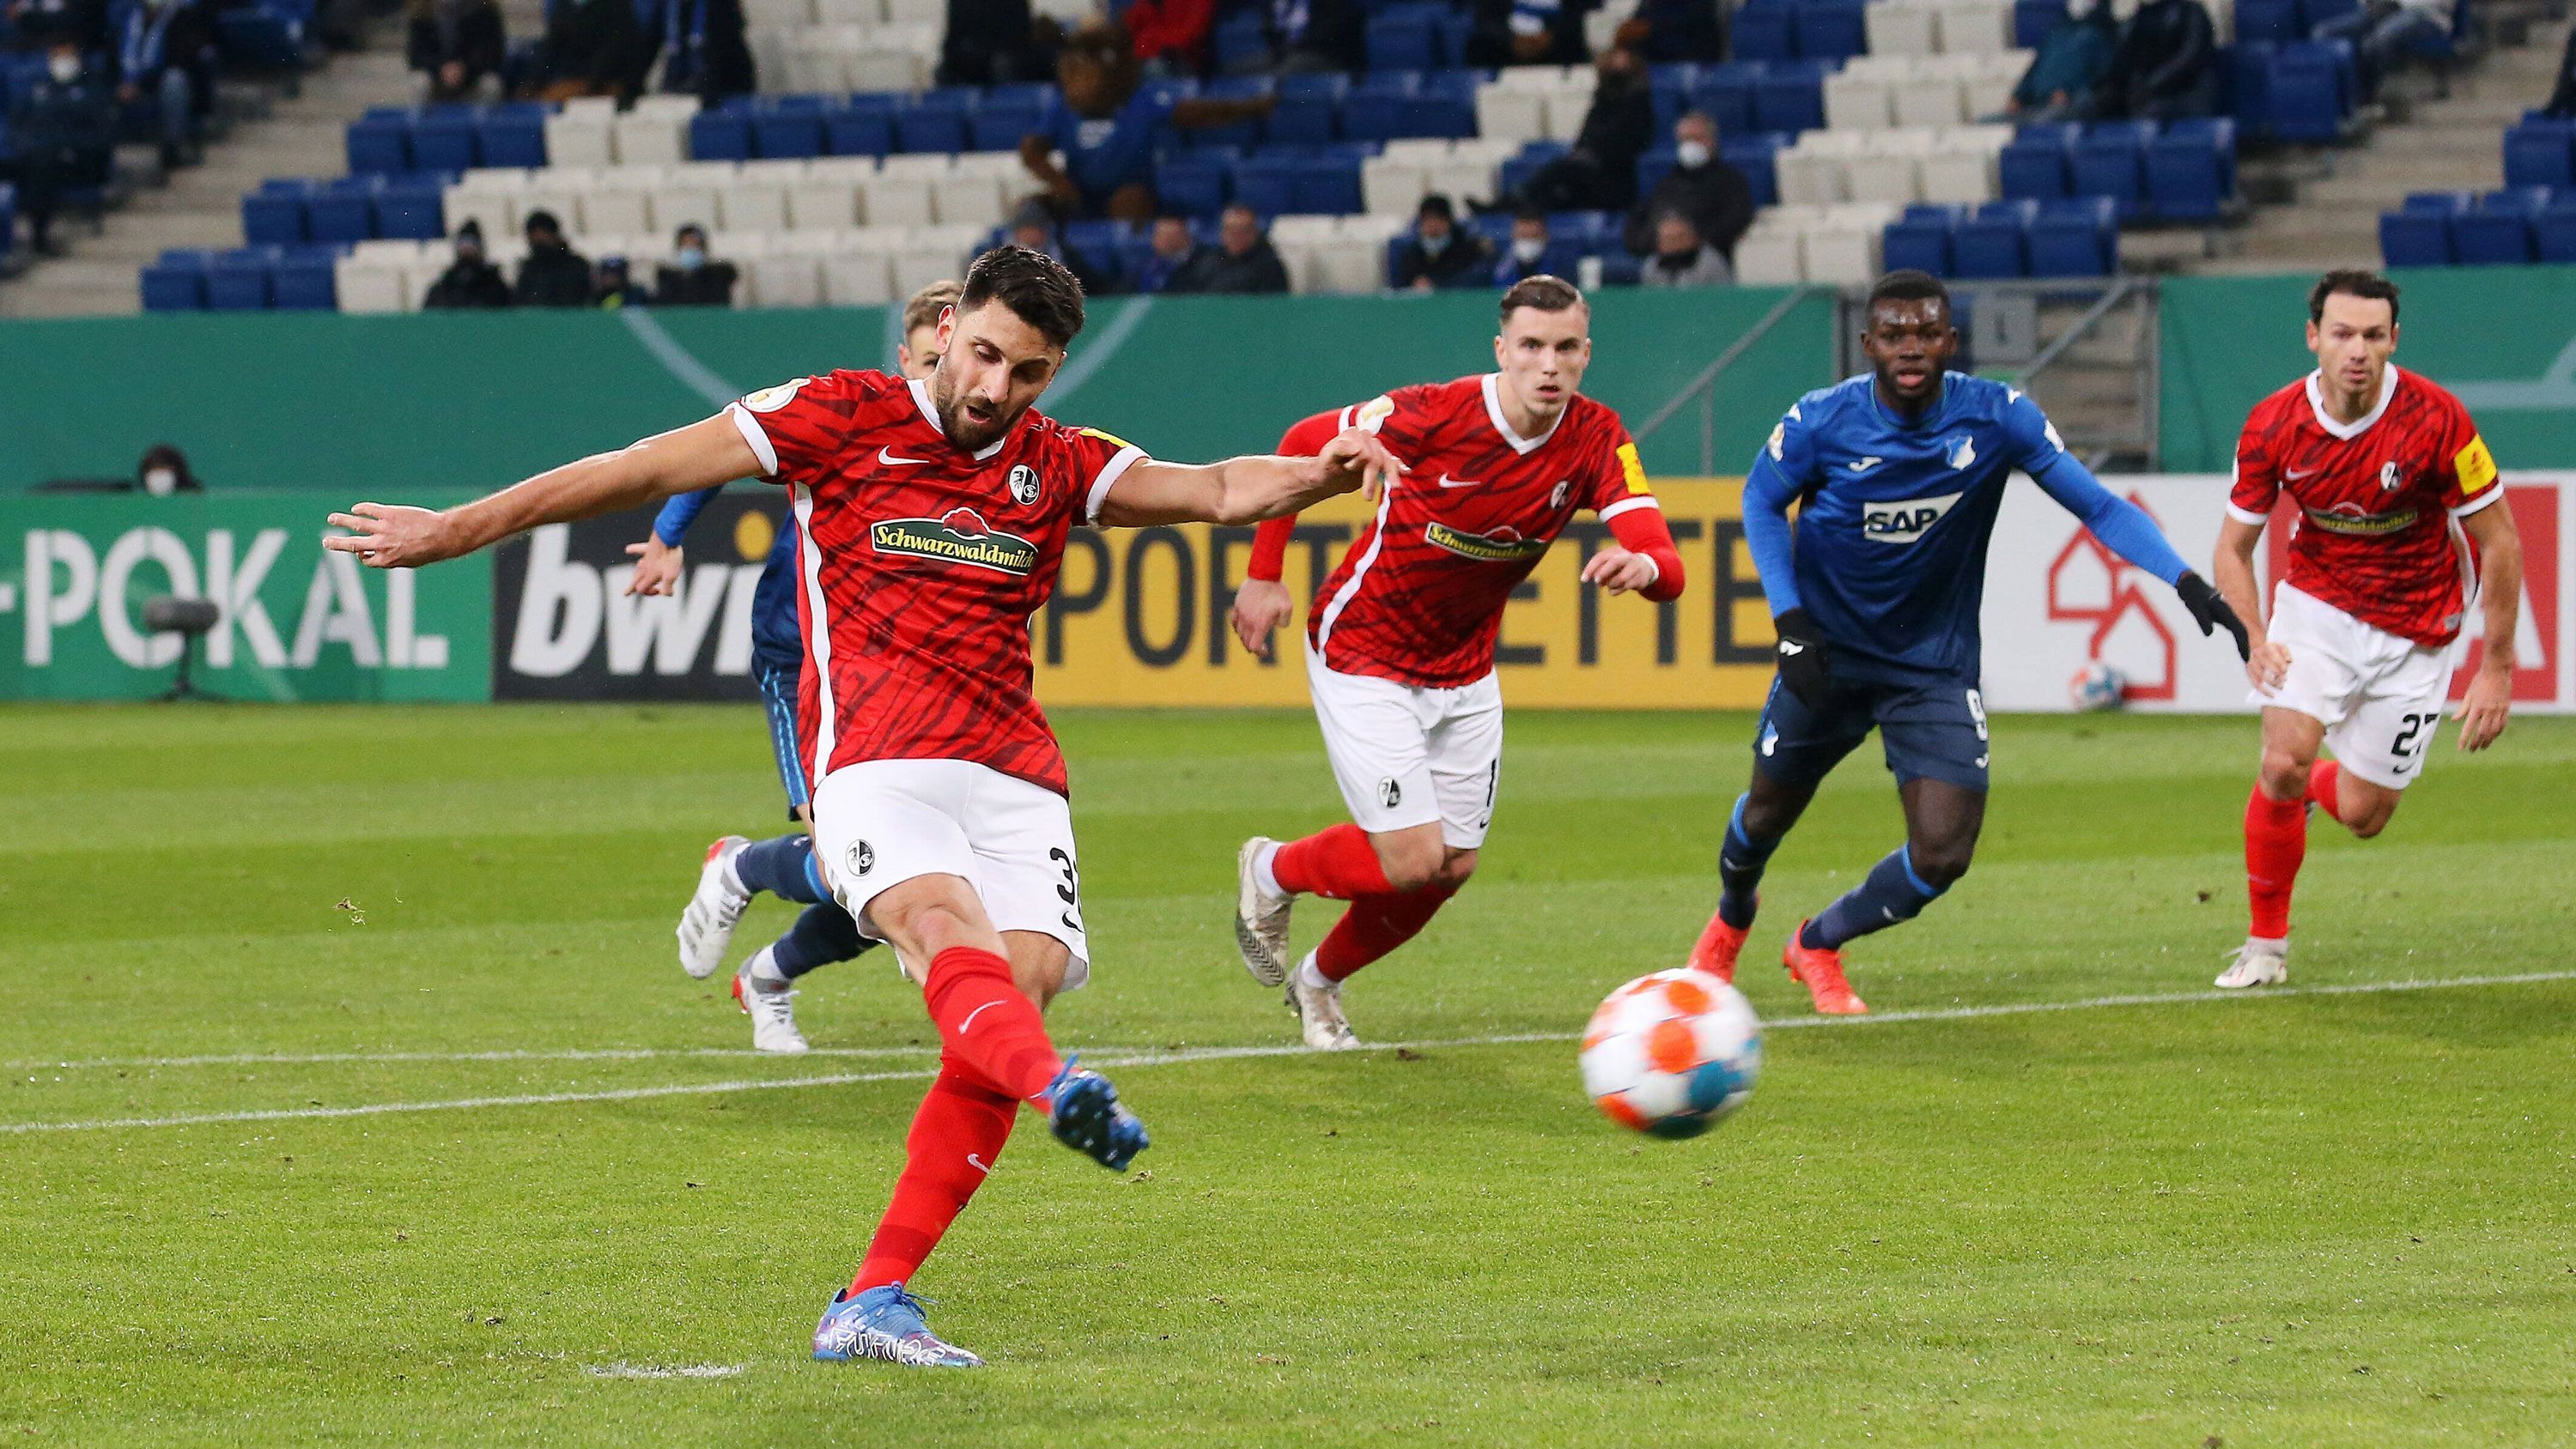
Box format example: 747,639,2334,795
735,834,829,905
770,902,871,979
1803,846,1943,950
1716,794,1783,930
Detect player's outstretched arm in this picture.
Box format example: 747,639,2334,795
1097,427,1404,529
326,414,764,570
627,485,726,597
2454,499,2524,752
2030,456,2248,659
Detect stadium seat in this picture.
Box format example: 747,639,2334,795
1154,153,1231,218
1722,132,1789,208
1953,198,2034,276
2269,40,2354,143
2535,196,2576,264
2029,197,2116,275
826,100,898,157
1366,5,1446,71
2228,42,2275,134
1756,61,1832,133
1691,64,1764,136
140,250,214,311
207,249,280,310
347,109,412,174
2146,118,2235,221
1883,203,1961,275
2011,0,2062,46
895,94,970,154
1732,3,1796,63
412,108,482,172
305,178,378,245
1267,74,1348,145
2452,189,2541,264
241,179,314,246
1793,1,1869,62
480,104,550,167
2502,118,2576,191
755,100,829,161
272,248,339,310
2233,0,2300,42
2071,121,2152,219
690,107,755,162
2378,206,2454,267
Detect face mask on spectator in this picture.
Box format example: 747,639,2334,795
1511,237,1546,264
143,468,179,496
1676,140,1711,169
1420,230,1449,256
49,54,81,83
676,246,707,270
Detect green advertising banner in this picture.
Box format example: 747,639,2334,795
2160,266,2576,471
0,491,488,701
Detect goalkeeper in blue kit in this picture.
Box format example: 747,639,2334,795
1686,272,2249,1013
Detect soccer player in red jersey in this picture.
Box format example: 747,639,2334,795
1224,276,1687,1048
322,247,1403,1367
2213,270,2524,989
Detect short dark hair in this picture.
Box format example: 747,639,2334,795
523,209,562,235
1868,270,1949,317
1418,193,1455,221
958,246,1086,349
1512,203,1548,226
1499,275,1584,321
2309,268,2399,325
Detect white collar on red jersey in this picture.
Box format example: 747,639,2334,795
908,376,1012,462
1481,372,1567,456
2303,363,2400,441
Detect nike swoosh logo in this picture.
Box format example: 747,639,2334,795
1881,906,1899,921
878,447,929,466
957,1001,1001,1034
1437,473,1481,488
1974,755,1990,768
2284,467,2317,479
966,1153,993,1175
1760,731,1778,757
1847,457,1881,473
1779,641,1805,656
1721,856,1747,871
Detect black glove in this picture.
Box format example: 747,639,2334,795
2176,571,2250,660
1773,608,1831,706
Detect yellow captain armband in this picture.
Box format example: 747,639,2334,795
2454,433,2498,494
1078,427,1136,452
1616,441,1649,494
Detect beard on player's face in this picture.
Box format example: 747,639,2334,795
929,318,1060,450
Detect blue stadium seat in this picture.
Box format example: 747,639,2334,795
1792,0,1868,62
1213,9,1270,70
1954,200,2036,278
411,107,481,172
1883,205,1959,276
141,250,213,311
2000,125,2075,201
1230,152,1298,215
690,107,753,161
2228,42,2275,134
272,248,338,310
216,5,307,69
2300,0,2361,31
2148,117,2235,220
1501,140,1570,198
375,178,446,239
1267,73,1347,144
346,109,412,174
1405,70,1479,138
1754,61,1831,134
241,179,313,246
1366,4,1445,70
969,100,1047,152
2451,190,2540,264
308,177,379,244
480,103,550,167
2269,40,2353,142
2535,196,2576,264
2232,0,2300,42
2072,121,2153,219
206,248,279,310
1154,153,1230,217
1189,76,1273,149
1731,2,1796,62
1293,147,1368,213
895,94,970,154
1721,131,1788,208
2012,0,2063,47
2502,118,2576,190
1649,64,1701,130
1341,71,1417,142
1635,144,1679,198
824,101,896,157
2030,197,2117,275
754,99,828,160
1596,251,1643,285
2378,207,2454,266
1689,62,1762,136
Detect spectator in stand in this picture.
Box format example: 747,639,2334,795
522,0,649,100
406,0,506,102
1390,194,1495,289
422,221,513,307
592,256,650,307
514,210,594,306
1164,202,1291,293
939,0,1060,85
115,0,212,168
653,0,755,103
2096,0,2220,120
2312,0,2450,100
1491,209,1553,288
1997,0,2116,122
1640,211,1730,287
6,0,110,52
1130,214,1198,293
1121,0,1214,76
653,223,738,306
1007,197,1115,294
1226,0,1365,74
1506,45,1654,213
6,43,116,255
136,444,205,494
1020,33,1274,220
2549,25,2576,117
1624,110,1751,262
1466,0,1591,69
1612,0,1720,64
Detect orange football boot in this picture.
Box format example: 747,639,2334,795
1783,921,1868,1015
1686,904,1752,983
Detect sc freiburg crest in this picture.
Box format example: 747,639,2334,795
1008,464,1042,506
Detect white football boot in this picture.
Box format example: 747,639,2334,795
1284,959,1359,1050
1234,837,1295,987
2215,938,2288,990
733,957,810,1054
677,835,752,979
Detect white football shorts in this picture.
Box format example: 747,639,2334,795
1306,651,1504,849
810,758,1091,990
2253,581,2458,791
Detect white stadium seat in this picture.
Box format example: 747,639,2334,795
824,251,898,306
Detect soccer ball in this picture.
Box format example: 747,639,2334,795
1579,969,1762,1138
2069,659,2128,712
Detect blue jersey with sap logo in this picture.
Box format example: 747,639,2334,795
1743,371,2190,684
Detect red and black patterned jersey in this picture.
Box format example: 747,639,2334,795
1295,374,1656,688
2231,366,2501,647
730,369,1145,796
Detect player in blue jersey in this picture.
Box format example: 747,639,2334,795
1686,271,2249,1014
638,279,959,1052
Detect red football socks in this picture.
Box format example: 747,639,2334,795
1270,823,1394,900
922,946,1062,1104
2244,785,2309,940
1315,885,1456,982
2306,760,2342,822
851,1063,1018,1294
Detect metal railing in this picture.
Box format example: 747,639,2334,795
1631,284,1827,473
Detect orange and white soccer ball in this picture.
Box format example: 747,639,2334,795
1580,968,1762,1138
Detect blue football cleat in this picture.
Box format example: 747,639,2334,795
1045,1056,1149,1172
811,1283,984,1367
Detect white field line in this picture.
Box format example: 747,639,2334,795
12,1045,963,1070
7,969,2571,1137
585,1362,746,1380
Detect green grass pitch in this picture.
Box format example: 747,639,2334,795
3,702,2573,1445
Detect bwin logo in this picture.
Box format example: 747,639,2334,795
1862,491,1963,543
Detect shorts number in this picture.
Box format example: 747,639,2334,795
2391,712,2437,767
1048,846,1084,933
1965,688,1990,743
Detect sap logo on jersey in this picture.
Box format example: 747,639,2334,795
1863,492,1964,543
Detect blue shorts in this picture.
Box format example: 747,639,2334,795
756,655,811,818
1751,672,1991,793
